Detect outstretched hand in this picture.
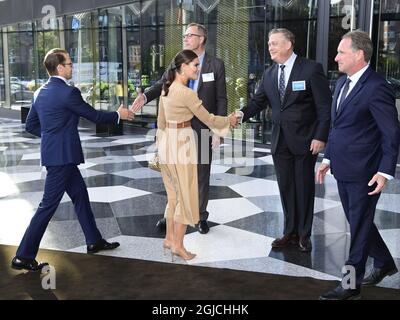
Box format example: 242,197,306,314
117,105,135,121
130,93,146,112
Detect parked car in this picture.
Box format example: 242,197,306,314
10,82,33,103
26,79,46,91
386,77,400,99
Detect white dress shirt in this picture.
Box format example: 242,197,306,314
278,52,298,89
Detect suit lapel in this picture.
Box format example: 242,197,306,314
335,67,372,119
267,64,280,105
282,57,303,109
197,53,209,93
331,76,345,122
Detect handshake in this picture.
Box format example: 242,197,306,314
117,105,135,121
228,110,244,128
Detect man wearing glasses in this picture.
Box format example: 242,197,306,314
132,23,228,235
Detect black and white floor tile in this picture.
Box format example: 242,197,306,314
1,117,400,289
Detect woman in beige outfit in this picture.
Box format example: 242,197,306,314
156,50,237,261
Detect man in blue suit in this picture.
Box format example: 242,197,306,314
11,48,134,271
317,31,400,300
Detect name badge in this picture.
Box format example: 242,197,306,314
202,72,215,82
292,80,306,91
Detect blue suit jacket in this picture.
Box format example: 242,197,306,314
325,67,400,181
26,77,118,166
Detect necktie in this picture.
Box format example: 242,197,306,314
279,65,286,104
337,78,351,113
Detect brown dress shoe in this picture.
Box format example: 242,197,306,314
271,234,299,248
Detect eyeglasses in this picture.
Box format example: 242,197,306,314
183,33,203,39
62,63,73,67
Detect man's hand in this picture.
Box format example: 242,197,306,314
130,93,146,112
368,173,387,195
316,163,330,184
310,139,326,155
117,105,134,121
212,134,222,149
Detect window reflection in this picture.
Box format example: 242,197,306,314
374,0,400,102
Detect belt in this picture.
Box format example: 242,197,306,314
166,120,191,129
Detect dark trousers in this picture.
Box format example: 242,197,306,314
194,125,213,222
337,179,395,285
272,134,317,237
16,164,102,260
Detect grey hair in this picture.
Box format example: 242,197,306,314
342,30,373,63
187,22,208,44
268,28,295,48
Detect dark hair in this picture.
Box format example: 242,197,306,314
162,50,198,96
187,22,208,44
44,48,68,76
342,30,373,63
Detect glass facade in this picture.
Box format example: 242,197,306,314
0,0,399,142
374,0,400,102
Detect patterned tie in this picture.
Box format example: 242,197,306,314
279,64,286,105
337,78,351,113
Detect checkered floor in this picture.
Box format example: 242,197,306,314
1,117,399,289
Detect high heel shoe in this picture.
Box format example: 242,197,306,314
171,248,196,262
163,241,172,255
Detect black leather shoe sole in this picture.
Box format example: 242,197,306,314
319,293,361,300
11,261,48,272
87,242,120,254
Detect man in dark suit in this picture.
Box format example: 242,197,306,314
317,30,400,300
237,28,331,252
11,48,134,271
131,23,227,234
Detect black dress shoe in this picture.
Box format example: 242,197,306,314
155,218,166,230
319,285,361,300
11,256,49,272
87,239,120,254
271,234,299,248
198,220,209,234
362,265,398,286
299,237,312,252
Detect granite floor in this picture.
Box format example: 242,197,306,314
1,117,399,290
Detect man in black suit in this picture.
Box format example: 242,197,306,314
237,28,332,252
317,30,399,300
131,23,227,234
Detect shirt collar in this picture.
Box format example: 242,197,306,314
198,51,205,66
348,64,369,85
52,75,69,85
280,52,297,69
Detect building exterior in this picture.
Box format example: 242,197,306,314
0,0,399,143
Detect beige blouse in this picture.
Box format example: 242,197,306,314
157,81,230,137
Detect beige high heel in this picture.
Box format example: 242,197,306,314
171,247,196,262
163,241,172,255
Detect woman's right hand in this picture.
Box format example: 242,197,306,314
228,113,239,128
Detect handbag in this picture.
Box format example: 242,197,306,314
148,152,161,172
